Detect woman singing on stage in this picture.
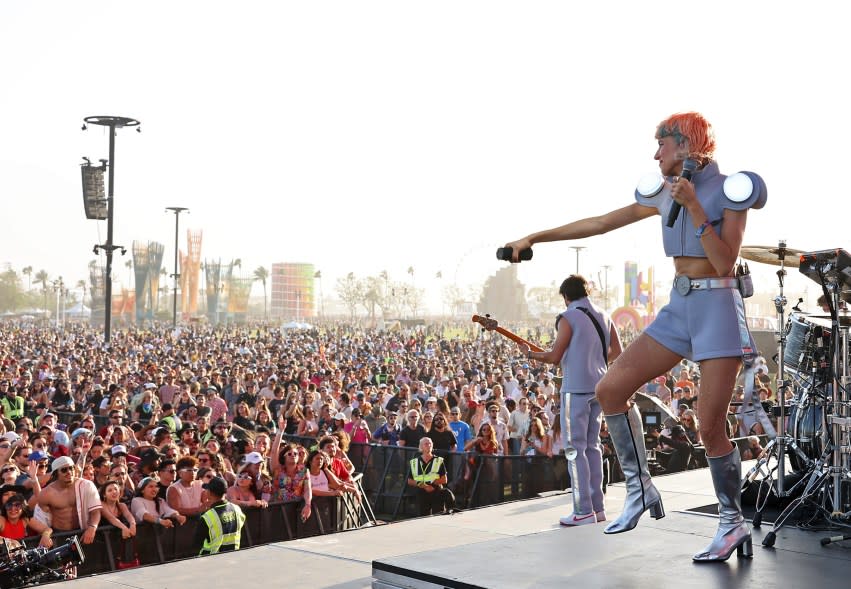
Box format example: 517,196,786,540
504,112,766,562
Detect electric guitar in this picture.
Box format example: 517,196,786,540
471,314,544,352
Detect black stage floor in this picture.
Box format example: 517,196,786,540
66,464,849,589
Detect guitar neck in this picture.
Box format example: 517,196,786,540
491,325,545,353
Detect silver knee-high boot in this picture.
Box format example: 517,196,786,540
603,405,665,534
693,447,753,562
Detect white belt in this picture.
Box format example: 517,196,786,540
673,276,739,296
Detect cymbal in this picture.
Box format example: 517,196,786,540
740,245,803,268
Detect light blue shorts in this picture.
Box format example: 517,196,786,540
644,286,752,362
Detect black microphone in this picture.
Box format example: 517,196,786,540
496,247,533,263
821,534,851,546
666,158,698,228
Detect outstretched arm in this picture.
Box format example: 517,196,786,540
504,203,657,261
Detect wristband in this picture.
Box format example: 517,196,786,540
695,218,721,238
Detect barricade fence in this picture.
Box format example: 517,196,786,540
286,436,575,519
19,416,766,576
19,495,351,576
285,434,768,520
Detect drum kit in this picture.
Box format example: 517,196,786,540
739,241,851,547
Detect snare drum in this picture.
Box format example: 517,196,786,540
783,313,830,375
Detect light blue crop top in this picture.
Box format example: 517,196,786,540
633,161,767,258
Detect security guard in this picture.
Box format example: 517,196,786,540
195,476,245,555
0,381,25,421
407,436,455,516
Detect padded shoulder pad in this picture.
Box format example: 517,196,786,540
722,171,767,211
634,172,667,209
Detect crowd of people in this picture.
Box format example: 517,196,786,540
0,320,580,546
0,311,773,553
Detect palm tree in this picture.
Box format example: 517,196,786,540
125,259,133,289
253,266,269,320
34,270,49,316
76,280,87,307
34,269,49,291
22,266,33,291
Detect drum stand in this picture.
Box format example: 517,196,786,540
762,276,851,546
743,242,807,526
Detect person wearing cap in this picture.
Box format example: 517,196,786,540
330,411,347,434
195,476,245,555
132,447,163,486
0,382,25,421
227,461,268,509
209,420,233,445
372,412,402,446
447,406,472,454
36,456,102,545
70,427,93,452
518,275,622,527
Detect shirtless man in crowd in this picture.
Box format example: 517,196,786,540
36,456,102,545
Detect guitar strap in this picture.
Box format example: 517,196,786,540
576,307,607,364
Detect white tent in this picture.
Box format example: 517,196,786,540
281,321,312,330
65,303,91,318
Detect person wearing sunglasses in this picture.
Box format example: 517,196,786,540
226,463,267,509
0,492,53,548
167,456,205,517
35,456,102,545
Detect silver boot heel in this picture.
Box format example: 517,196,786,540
603,405,665,534
693,447,753,562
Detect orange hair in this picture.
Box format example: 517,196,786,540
655,112,716,163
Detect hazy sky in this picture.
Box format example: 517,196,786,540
1,1,847,315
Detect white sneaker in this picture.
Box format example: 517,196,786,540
559,512,597,526
595,510,607,522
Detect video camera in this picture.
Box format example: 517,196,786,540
0,535,85,589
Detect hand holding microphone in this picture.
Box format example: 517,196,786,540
666,158,698,227
497,246,533,263
497,241,534,263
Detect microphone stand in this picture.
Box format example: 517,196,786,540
745,240,797,527
774,252,789,498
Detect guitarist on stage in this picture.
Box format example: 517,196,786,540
518,275,622,527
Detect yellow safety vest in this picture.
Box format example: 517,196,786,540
0,397,24,420
410,455,444,485
199,501,245,555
